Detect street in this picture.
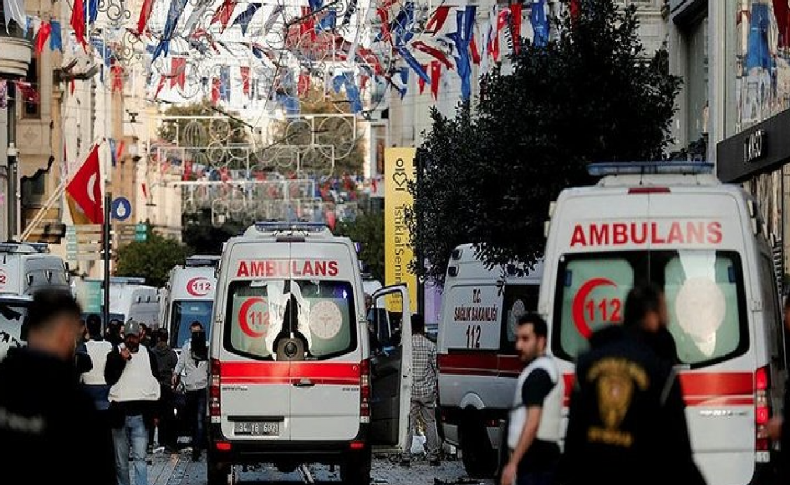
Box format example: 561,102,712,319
144,452,485,485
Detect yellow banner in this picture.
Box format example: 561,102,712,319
384,147,418,313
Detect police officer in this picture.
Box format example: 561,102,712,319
558,284,706,485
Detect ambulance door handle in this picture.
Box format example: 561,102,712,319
294,378,315,388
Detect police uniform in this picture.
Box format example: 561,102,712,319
558,326,706,485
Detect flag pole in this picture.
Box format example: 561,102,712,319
103,188,111,327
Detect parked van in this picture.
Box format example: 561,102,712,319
160,255,219,350
436,244,543,477
0,242,70,295
207,222,412,485
85,277,160,327
540,162,786,485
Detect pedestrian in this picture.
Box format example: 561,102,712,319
500,314,563,485
557,284,706,485
173,320,209,462
401,313,441,466
107,319,124,346
0,289,115,484
106,319,161,485
82,313,113,411
151,327,179,452
139,323,153,349
767,294,790,481
76,316,94,374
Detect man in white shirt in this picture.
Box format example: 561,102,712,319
173,321,209,462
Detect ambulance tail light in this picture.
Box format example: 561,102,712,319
360,359,371,423
755,366,772,457
210,358,222,423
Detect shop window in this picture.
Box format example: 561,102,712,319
22,56,40,119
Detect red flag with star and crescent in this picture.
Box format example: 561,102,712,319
66,144,104,225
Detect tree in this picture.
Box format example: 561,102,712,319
409,0,681,284
157,101,250,147
115,229,191,287
182,210,245,256
334,210,385,283
269,88,365,175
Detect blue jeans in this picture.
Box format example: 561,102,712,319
112,414,148,485
185,389,207,451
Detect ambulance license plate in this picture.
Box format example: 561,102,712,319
234,422,279,436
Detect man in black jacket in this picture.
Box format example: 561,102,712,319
558,284,706,485
106,319,161,485
0,289,115,484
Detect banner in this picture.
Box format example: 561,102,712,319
384,147,417,313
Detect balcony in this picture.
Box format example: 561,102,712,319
0,6,32,77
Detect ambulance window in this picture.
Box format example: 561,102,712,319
663,252,746,366
0,302,27,361
553,257,634,359
225,280,356,360
172,300,213,349
501,284,540,354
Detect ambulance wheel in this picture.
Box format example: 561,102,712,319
460,416,496,478
341,448,372,485
207,457,232,485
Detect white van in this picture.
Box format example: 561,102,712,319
92,277,160,327
160,255,219,350
436,244,543,477
207,222,412,485
540,162,786,485
0,242,70,295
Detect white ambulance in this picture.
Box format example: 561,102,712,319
101,277,160,327
540,162,786,485
0,242,70,295
207,222,412,485
160,255,219,350
436,244,543,477
0,294,32,361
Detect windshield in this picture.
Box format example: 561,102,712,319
552,250,748,368
225,279,357,360
0,302,28,360
171,300,214,349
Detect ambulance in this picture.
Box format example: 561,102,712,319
436,244,543,477
160,255,219,350
0,242,70,296
207,222,413,485
0,294,31,361
540,162,786,485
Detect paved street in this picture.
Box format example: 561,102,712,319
144,451,489,485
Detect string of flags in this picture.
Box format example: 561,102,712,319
32,0,556,112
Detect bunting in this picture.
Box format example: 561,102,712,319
426,5,450,34
34,20,51,55
240,66,251,96
430,60,441,100
111,65,124,92
418,64,428,94
50,20,62,51
411,41,454,69
136,0,154,35
70,0,87,50
397,46,430,86
510,3,522,54
153,0,189,60
170,57,186,88
447,6,476,102
3,0,26,33
530,0,549,47
232,2,262,35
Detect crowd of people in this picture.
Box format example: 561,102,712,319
0,289,209,485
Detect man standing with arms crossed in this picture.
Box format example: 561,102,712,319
501,314,563,485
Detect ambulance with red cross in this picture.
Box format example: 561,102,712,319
207,222,413,485
436,244,543,478
540,162,786,485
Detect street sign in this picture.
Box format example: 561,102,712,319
111,197,132,221
135,223,147,241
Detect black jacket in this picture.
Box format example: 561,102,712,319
0,347,115,484
105,346,161,427
558,326,706,485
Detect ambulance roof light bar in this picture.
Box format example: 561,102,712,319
0,242,49,254
185,255,221,268
251,222,331,234
588,161,714,177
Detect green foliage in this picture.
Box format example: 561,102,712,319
115,229,192,287
182,211,244,256
157,101,249,147
334,210,385,283
410,0,682,284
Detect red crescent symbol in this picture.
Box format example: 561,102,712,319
238,297,267,338
571,277,616,339
187,277,210,297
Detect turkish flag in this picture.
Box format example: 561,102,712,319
66,144,103,225
71,0,87,50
